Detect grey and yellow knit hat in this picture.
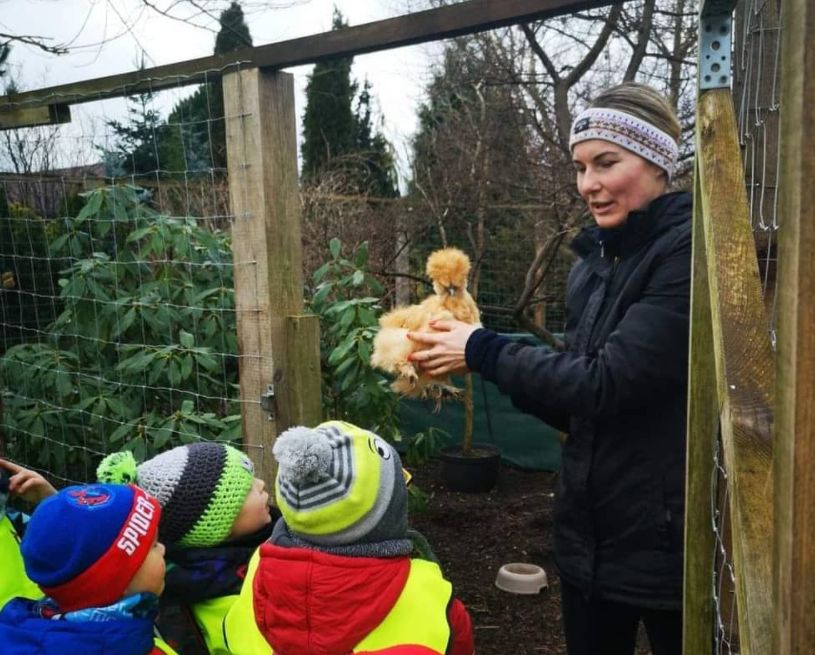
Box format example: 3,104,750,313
97,442,254,548
273,420,408,546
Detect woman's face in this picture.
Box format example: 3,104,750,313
572,140,668,229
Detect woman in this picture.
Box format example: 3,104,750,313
408,83,690,655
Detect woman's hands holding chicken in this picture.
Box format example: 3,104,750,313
407,319,480,377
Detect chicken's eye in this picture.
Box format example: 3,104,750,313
368,436,392,460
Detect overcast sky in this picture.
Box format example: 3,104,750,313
2,0,442,186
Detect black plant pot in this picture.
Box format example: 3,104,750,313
439,443,501,493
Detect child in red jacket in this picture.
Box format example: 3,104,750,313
223,420,474,655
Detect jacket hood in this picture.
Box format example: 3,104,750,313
0,597,156,655
252,543,411,655
571,190,692,259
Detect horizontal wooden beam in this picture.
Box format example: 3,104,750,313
0,103,70,129
0,0,616,115
696,88,775,655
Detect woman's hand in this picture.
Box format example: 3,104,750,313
407,319,480,377
0,458,57,505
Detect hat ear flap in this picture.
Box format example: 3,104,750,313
97,451,139,485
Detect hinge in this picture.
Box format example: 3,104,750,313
260,384,276,419
699,14,732,90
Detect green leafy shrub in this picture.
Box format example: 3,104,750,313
0,186,240,479
308,238,401,441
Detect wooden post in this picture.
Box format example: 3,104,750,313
683,168,717,655
774,0,815,652
696,89,775,655
224,68,322,485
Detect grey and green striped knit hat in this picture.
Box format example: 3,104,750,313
273,421,408,546
97,442,255,548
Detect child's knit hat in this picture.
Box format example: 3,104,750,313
21,483,161,612
97,442,254,548
273,421,408,546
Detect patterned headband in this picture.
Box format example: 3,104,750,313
569,107,679,180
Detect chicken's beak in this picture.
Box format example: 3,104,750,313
446,285,458,296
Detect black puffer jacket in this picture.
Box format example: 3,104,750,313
466,191,691,609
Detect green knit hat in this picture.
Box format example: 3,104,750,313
97,442,254,548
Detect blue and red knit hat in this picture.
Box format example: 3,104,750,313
21,483,161,612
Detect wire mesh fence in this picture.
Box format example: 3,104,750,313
0,73,570,489
0,80,243,486
0,2,699,497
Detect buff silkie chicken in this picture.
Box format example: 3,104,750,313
370,247,481,405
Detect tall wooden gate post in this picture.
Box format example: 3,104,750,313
774,0,815,652
683,170,718,655
223,68,322,484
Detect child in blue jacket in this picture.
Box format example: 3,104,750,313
0,482,177,655
98,442,279,654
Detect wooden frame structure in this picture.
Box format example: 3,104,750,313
0,0,617,483
2,0,813,649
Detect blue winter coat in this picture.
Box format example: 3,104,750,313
0,597,162,655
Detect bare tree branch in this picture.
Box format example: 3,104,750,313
0,33,68,56
623,0,655,81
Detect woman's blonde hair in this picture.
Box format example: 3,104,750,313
589,82,681,144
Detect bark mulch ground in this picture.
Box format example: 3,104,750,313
409,460,652,655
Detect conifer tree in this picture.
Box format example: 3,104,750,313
102,89,164,178
301,10,356,182
154,2,253,175
210,1,252,170
0,43,10,79
301,9,398,196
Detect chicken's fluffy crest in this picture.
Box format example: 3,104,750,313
426,247,471,288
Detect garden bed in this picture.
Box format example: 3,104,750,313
409,461,652,654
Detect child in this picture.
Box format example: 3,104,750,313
98,442,278,655
222,420,475,655
0,458,56,610
0,482,175,655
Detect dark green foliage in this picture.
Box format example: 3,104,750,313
214,2,252,53
210,1,252,171
308,238,401,441
301,10,398,197
103,3,252,178
162,88,215,176
0,43,9,78
0,186,240,481
353,81,399,198
301,11,357,181
102,91,165,178
0,202,63,353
